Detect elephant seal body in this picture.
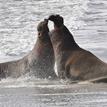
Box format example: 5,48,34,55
0,19,57,79
27,19,57,79
48,15,107,82
0,57,30,78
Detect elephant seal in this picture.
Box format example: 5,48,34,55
48,14,107,82
27,19,57,79
0,19,57,79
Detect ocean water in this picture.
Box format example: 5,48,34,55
0,0,107,107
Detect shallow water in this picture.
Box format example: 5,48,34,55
0,0,107,107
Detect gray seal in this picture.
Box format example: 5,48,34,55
0,19,57,79
48,14,107,82
28,19,57,79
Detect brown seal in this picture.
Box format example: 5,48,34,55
0,19,57,79
48,14,107,82
28,19,57,79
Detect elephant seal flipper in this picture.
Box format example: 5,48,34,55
89,76,107,83
48,14,107,81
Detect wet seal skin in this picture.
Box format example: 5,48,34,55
48,14,107,82
0,19,57,79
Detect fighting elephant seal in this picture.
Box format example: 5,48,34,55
0,19,57,79
48,14,107,82
28,19,57,79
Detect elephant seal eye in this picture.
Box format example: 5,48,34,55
38,32,42,38
38,32,41,35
